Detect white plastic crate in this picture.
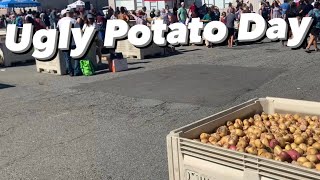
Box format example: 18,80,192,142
167,97,320,180
116,39,164,59
0,42,34,67
36,51,66,75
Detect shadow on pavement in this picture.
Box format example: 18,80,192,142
128,61,150,65
0,83,15,89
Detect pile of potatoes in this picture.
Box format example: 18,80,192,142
197,113,320,170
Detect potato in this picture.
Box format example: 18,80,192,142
234,122,243,129
312,116,319,121
289,126,296,133
307,138,315,146
274,145,282,156
277,137,286,148
306,155,319,163
217,126,229,137
235,129,245,137
294,136,305,145
254,139,265,149
297,157,309,164
261,114,268,120
298,143,307,152
274,156,283,161
291,143,298,149
200,133,210,140
279,151,291,162
261,138,269,148
307,147,318,155
236,146,245,152
294,148,304,156
279,123,287,130
247,133,258,140
220,135,230,145
246,146,258,155
283,134,294,143
258,148,268,156
316,164,320,171
201,139,208,143
228,125,235,131
226,121,233,127
302,162,315,169
285,144,292,151
243,119,249,126
254,114,262,121
264,121,271,127
312,142,320,150
261,152,274,159
228,138,238,146
235,119,243,126
299,124,307,132
248,117,254,124
293,114,300,120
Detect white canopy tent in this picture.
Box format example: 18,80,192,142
67,0,85,9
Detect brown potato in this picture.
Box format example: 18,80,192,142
254,139,265,149
200,133,210,140
201,139,209,143
307,147,318,155
294,147,304,156
297,157,309,164
274,145,282,156
235,129,245,137
285,144,292,151
302,162,315,169
312,142,320,150
246,146,258,155
294,136,305,145
306,155,319,163
298,143,307,152
307,138,315,146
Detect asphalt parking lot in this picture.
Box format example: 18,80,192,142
1,40,320,179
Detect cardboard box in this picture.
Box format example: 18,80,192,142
112,58,128,72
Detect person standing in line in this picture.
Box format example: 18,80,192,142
234,6,242,46
188,2,198,18
177,2,188,24
117,7,129,22
57,8,81,76
280,0,290,19
201,7,212,48
220,12,227,24
49,9,57,29
306,2,320,52
271,1,282,19
260,3,271,21
226,8,236,48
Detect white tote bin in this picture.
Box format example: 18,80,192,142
167,97,320,180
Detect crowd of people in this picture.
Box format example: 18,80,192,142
0,0,319,76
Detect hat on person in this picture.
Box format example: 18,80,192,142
65,7,74,13
87,14,94,19
60,9,67,16
155,10,160,16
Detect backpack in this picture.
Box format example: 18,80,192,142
80,59,95,76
